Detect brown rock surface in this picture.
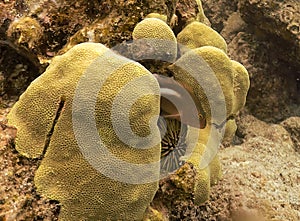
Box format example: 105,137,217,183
152,115,300,221
239,0,300,66
281,116,300,152
203,0,300,122
235,0,300,122
0,106,59,220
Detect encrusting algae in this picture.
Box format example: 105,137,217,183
7,1,250,220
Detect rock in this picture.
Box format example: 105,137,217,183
0,40,44,97
281,117,300,152
220,12,246,42
226,28,300,123
202,0,239,32
238,0,300,67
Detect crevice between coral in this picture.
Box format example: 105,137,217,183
39,96,66,160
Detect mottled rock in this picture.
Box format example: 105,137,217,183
227,30,300,123
239,0,300,66
203,0,300,123
281,117,300,152
202,0,239,32
0,40,44,97
0,111,60,221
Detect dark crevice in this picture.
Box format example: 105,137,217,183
172,10,184,36
39,97,65,160
0,40,46,97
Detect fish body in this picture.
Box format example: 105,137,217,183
154,74,206,129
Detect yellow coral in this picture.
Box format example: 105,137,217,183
170,124,222,205
194,126,222,200
223,119,238,142
169,46,235,124
231,60,250,114
185,141,211,204
7,3,250,217
166,45,249,205
177,21,227,53
131,14,248,208
168,46,249,148
8,42,161,220
145,13,167,23
221,61,249,143
143,206,166,221
132,18,177,62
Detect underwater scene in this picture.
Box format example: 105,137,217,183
0,0,299,220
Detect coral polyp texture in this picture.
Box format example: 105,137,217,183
132,18,177,62
129,14,249,212
7,3,250,220
177,21,227,53
8,42,161,220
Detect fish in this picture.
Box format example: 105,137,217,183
153,74,206,129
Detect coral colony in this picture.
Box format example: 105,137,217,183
8,9,249,221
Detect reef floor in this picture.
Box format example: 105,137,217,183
0,101,299,221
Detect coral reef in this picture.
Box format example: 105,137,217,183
0,0,216,61
0,0,227,63
5,4,250,218
8,0,300,221
114,13,247,218
7,16,43,49
130,14,249,208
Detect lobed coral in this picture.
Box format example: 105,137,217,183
127,11,249,210
8,43,161,220
7,2,250,220
132,18,177,62
145,13,168,23
177,21,227,53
